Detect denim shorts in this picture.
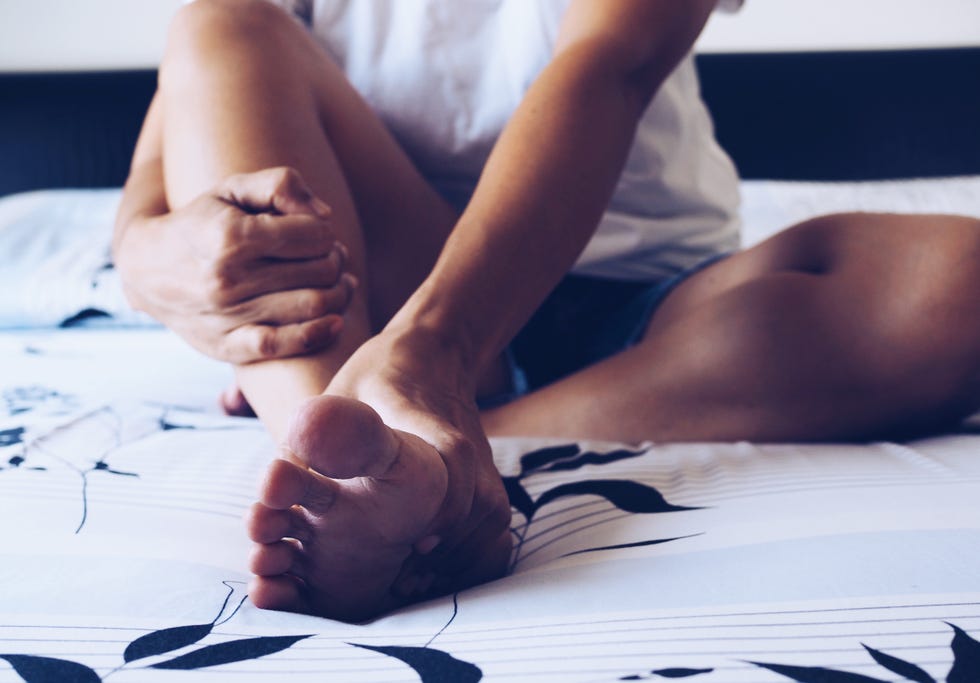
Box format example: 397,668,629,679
484,253,729,406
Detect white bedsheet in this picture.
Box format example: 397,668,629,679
1,177,979,681
1,328,978,683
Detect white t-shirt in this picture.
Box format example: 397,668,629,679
279,0,742,280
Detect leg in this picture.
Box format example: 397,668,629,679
159,0,468,434
160,0,510,620
482,213,980,442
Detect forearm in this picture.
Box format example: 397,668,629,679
393,1,714,375
392,46,657,371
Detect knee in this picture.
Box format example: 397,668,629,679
161,0,298,86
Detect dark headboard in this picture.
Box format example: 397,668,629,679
696,48,980,181
1,47,979,197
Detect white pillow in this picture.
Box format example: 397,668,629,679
0,188,156,328
740,175,980,247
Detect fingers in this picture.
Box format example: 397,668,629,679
220,166,331,219
222,250,354,305
218,316,346,364
227,276,357,327
233,212,339,261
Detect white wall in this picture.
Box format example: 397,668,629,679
1,0,979,72
700,0,980,53
0,0,184,72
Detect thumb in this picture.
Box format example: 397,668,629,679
220,166,331,217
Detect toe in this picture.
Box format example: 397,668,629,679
249,539,304,577
286,396,400,479
258,457,337,513
248,575,308,613
245,503,311,544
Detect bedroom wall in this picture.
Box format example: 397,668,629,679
0,0,978,71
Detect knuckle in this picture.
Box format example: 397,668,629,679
271,166,307,200
295,325,317,352
215,334,244,364
206,265,238,306
304,290,334,318
214,207,245,248
296,322,331,353
251,327,279,359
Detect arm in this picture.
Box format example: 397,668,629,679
389,0,717,372
325,0,717,585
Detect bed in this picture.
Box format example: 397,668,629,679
1,48,979,683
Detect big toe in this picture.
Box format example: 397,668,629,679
286,395,401,480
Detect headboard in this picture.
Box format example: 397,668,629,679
1,47,979,197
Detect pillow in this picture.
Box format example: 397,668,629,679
0,188,156,328
740,175,980,247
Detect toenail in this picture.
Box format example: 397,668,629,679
414,535,441,555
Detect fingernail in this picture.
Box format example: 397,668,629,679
336,242,349,263
342,272,359,290
327,316,344,337
311,197,331,217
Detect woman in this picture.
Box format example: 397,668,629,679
113,0,980,621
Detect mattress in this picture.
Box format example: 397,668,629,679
1,326,979,682
1,178,979,682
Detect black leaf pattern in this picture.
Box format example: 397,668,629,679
861,644,935,683
538,447,648,474
750,660,888,682
123,623,214,663
533,479,699,515
351,643,483,683
0,654,101,683
518,443,581,476
652,668,714,678
562,535,697,558
502,476,535,519
150,634,312,669
947,622,980,683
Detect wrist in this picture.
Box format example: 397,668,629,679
384,286,485,390
111,212,159,312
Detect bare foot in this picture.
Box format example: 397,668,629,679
245,395,449,622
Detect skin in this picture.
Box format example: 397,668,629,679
114,0,980,622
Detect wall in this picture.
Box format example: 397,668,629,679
700,0,980,53
0,0,978,72
0,0,184,72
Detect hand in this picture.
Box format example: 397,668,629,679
115,167,357,364
325,325,514,595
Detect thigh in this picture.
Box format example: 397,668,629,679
161,0,459,327
646,212,980,342
641,211,980,436
483,212,980,441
